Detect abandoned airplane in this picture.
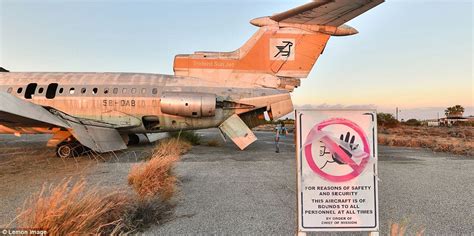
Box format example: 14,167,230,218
0,0,383,157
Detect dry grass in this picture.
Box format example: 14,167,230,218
206,139,221,147
121,197,174,231
9,138,190,234
128,138,188,200
379,126,474,156
13,179,132,235
151,138,192,159
128,155,179,200
389,222,425,236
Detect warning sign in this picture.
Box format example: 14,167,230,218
296,109,378,232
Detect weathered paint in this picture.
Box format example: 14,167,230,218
0,72,291,135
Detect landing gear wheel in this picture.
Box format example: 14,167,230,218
56,144,73,158
56,142,84,158
127,134,140,145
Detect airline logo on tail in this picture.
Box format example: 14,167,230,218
271,39,295,61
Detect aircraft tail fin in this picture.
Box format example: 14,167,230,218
173,25,330,82
173,0,383,90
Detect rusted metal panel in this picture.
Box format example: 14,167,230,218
270,99,294,120
46,131,72,147
219,114,257,150
67,121,127,153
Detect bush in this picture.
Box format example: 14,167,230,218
206,139,221,147
169,131,201,145
152,138,192,158
128,154,180,200
14,179,132,235
404,118,421,126
377,113,399,128
121,197,174,232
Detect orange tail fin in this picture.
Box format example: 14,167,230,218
174,25,330,80
173,0,383,90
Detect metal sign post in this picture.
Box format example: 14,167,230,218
296,109,378,233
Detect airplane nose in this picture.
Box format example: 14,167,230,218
333,24,359,36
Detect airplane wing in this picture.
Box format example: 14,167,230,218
270,0,384,27
0,92,69,128
0,92,127,153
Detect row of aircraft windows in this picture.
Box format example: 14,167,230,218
6,83,159,99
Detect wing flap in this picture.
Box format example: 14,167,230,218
68,121,127,153
219,114,257,150
271,0,384,26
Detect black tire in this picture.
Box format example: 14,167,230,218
56,142,84,158
127,134,140,145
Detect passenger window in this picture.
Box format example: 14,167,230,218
141,88,146,94
69,88,75,94
38,88,44,94
104,88,109,94
24,83,37,99
58,88,64,94
7,87,12,93
152,88,158,95
46,83,58,99
122,88,127,94
81,88,87,94
113,88,118,94
17,87,23,94
92,88,98,95
131,88,136,94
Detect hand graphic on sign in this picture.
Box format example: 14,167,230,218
332,132,360,165
303,118,372,182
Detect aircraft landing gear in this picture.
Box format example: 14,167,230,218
56,142,86,158
127,134,140,145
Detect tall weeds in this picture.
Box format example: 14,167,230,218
128,154,179,200
13,137,191,234
14,179,131,235
128,138,190,200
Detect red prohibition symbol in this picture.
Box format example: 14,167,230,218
303,118,371,182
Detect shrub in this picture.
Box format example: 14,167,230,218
169,130,201,145
206,139,221,147
128,155,180,200
377,113,399,128
121,197,174,232
404,118,421,126
14,179,131,235
152,138,192,158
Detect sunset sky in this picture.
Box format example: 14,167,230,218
1,0,472,119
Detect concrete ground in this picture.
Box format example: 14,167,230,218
1,130,473,235
149,130,474,235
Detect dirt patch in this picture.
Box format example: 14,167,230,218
378,126,474,156
0,134,172,232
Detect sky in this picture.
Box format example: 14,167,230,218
0,0,472,120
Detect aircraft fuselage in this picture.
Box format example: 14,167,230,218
0,72,290,135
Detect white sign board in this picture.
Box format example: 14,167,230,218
296,109,378,232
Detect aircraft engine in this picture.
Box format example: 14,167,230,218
160,92,216,118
